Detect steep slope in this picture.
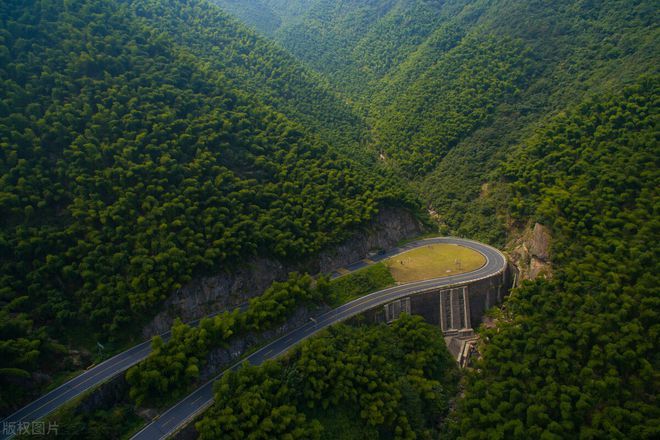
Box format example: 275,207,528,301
216,0,657,216
455,77,659,439
134,0,369,157
0,0,413,413
168,0,657,281
207,0,282,35
375,0,656,178
211,0,313,35
271,0,454,100
413,0,659,242
205,2,659,438
196,314,459,439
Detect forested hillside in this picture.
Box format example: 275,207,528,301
203,1,659,438
131,0,370,156
196,314,459,439
218,0,658,238
0,0,413,412
416,0,658,243
211,0,313,36
2,0,658,437
214,0,456,100
454,77,659,439
210,0,282,35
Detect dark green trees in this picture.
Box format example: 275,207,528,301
196,314,459,439
455,78,660,439
0,0,411,411
125,272,324,406
216,0,658,242
198,361,323,439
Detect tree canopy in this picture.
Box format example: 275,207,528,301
0,0,414,412
454,78,659,439
196,314,459,439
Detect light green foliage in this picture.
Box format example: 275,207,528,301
416,0,659,242
455,78,660,439
135,0,370,153
196,314,459,439
3,0,658,432
326,263,395,305
272,0,450,99
126,317,230,407
243,273,321,331
210,0,282,36
374,34,534,176
219,0,658,241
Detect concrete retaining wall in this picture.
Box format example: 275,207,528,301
363,261,512,333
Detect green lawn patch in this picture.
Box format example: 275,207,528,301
328,263,395,306
385,243,485,283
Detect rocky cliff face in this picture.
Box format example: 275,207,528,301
82,304,332,433
316,207,424,271
74,374,129,415
143,207,423,337
507,222,552,281
199,303,330,382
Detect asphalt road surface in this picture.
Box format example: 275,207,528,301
0,306,246,440
131,237,507,440
1,236,481,436
1,237,504,439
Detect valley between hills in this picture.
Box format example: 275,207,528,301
0,1,658,439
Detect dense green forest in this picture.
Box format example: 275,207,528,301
2,0,658,438
215,0,465,101
124,263,395,408
454,78,659,439
220,0,658,238
32,265,397,439
131,0,372,156
196,314,459,439
126,272,329,406
0,0,414,412
192,1,658,438
211,0,312,37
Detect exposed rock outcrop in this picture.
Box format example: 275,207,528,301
529,222,551,262
74,374,129,415
316,207,423,273
143,207,423,337
200,303,330,382
508,222,552,281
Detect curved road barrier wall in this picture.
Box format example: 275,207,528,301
1,237,507,440
131,237,508,440
368,265,511,332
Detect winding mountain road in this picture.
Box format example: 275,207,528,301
131,237,507,440
1,237,505,440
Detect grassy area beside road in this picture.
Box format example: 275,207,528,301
327,263,395,306
385,243,485,283
326,242,487,304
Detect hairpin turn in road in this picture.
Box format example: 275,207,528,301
131,237,507,440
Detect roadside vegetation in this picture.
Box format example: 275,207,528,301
196,314,459,439
3,0,657,438
0,0,415,412
327,263,395,305
125,273,329,407
51,260,403,438
453,78,659,439
126,249,456,409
